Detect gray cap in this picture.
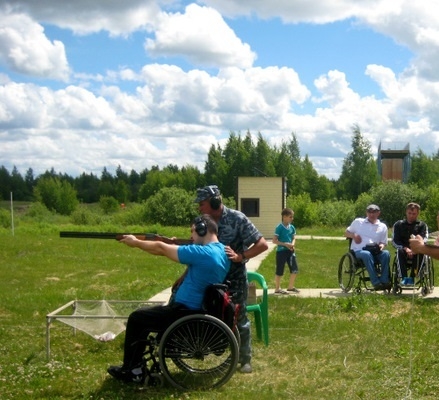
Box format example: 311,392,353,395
366,204,380,211
194,185,220,203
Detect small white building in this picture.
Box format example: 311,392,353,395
237,177,286,239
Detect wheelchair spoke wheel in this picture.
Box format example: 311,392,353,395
424,256,435,291
391,257,401,294
338,252,355,293
428,257,434,290
159,314,239,390
415,256,434,296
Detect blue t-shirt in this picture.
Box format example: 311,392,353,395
274,223,296,252
175,242,230,310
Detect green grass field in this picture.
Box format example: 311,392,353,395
1,225,439,399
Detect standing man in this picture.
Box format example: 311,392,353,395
345,204,391,291
392,202,428,285
194,185,268,373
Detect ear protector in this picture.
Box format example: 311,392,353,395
194,216,207,237
206,185,221,210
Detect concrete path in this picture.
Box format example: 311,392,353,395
268,286,439,299
148,239,439,302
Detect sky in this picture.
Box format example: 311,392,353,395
1,0,439,180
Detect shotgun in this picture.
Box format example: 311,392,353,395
59,231,193,245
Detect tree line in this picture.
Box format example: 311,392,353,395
1,126,439,209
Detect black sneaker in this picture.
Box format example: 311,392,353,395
107,365,145,384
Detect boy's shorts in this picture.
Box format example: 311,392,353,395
276,250,299,276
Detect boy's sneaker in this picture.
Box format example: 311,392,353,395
287,288,300,293
107,365,145,384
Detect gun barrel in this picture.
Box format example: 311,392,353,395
60,232,130,239
59,231,193,245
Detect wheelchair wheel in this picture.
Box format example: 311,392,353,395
391,257,402,294
428,257,434,290
424,256,435,292
144,373,165,387
158,314,239,390
338,252,356,293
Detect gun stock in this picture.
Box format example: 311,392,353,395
59,231,193,245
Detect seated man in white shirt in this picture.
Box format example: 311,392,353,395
345,204,391,291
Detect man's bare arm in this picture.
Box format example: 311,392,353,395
120,235,179,262
409,235,439,260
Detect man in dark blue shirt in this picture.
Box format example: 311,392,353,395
194,185,268,374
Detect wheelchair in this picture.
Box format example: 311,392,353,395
391,251,435,296
138,295,240,390
338,239,390,294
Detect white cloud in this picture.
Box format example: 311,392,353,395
201,1,439,83
1,0,161,36
367,63,439,130
200,0,385,23
1,1,439,180
145,4,256,68
0,10,69,80
123,64,310,131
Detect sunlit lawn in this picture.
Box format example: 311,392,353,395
1,225,439,399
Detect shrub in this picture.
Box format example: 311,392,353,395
24,202,52,222
353,192,373,219
70,205,102,225
142,187,198,226
112,203,145,226
288,193,319,228
222,196,237,209
34,177,79,215
318,200,356,227
99,195,120,214
0,208,11,228
425,184,439,231
369,181,426,226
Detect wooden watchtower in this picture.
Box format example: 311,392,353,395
377,142,410,182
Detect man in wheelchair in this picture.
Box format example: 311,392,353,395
345,204,391,291
107,214,231,384
392,202,428,285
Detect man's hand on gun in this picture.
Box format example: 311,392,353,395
119,234,138,247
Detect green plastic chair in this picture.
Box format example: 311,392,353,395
246,271,269,346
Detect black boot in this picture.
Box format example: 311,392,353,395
107,365,145,384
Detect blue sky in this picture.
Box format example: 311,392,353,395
231,18,411,94
0,1,437,180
